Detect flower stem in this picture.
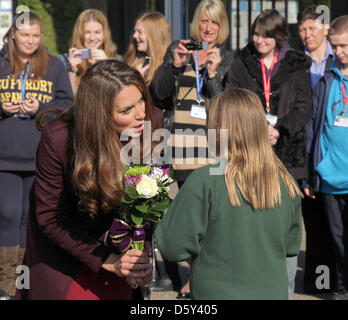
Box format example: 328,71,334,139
131,242,144,251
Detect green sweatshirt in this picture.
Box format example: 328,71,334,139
155,160,302,300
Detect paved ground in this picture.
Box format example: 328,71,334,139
146,182,333,301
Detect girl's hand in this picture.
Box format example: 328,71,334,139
268,124,280,146
2,101,20,115
19,94,39,115
68,47,82,73
136,63,150,78
90,49,108,61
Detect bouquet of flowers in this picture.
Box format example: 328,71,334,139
99,164,173,252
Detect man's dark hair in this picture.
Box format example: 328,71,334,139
297,5,322,25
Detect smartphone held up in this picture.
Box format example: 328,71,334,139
142,56,151,68
75,48,91,60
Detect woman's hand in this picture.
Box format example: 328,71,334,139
206,47,222,78
19,94,39,115
68,47,82,73
304,188,316,199
2,101,20,115
172,40,191,68
103,249,153,287
268,124,279,146
90,49,108,61
136,63,150,78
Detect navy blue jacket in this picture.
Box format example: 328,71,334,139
0,44,74,171
305,70,334,191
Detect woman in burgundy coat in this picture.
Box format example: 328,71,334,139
15,60,154,300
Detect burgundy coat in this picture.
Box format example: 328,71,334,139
15,118,132,300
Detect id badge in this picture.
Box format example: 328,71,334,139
190,104,207,120
334,116,348,128
265,113,278,125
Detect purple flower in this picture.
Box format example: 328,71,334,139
134,175,143,185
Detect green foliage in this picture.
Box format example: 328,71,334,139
17,0,82,56
125,164,152,177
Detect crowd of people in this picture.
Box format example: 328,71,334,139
0,0,348,300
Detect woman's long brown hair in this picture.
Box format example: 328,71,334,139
207,88,302,210
36,60,154,218
3,11,49,79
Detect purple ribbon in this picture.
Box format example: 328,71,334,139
99,219,145,252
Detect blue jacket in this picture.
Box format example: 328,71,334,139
305,70,334,191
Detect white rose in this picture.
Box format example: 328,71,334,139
136,175,159,198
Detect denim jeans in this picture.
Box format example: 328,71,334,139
286,256,298,298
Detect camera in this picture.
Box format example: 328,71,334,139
185,41,209,51
75,48,91,60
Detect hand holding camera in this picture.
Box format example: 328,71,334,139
68,47,84,73
172,40,192,68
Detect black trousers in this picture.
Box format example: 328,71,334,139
302,194,337,293
321,193,348,292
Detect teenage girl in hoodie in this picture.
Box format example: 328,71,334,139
0,11,73,299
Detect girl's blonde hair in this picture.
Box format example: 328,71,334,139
124,11,171,86
71,9,117,87
207,88,302,210
191,0,230,45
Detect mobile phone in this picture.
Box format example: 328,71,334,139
75,48,91,60
185,41,209,51
142,56,150,67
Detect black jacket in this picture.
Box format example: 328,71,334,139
152,40,234,110
226,43,312,180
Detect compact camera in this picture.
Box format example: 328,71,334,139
75,48,91,60
185,41,209,51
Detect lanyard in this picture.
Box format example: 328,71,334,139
19,62,31,101
260,51,279,112
342,82,348,114
194,50,207,103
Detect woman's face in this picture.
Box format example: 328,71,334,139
113,84,146,137
84,21,104,49
198,11,220,45
133,20,148,54
252,26,277,57
12,24,41,60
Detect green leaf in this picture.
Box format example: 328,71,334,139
126,185,138,199
131,214,143,225
135,204,148,214
146,216,162,223
151,198,171,211
120,210,128,221
148,209,162,217
126,165,152,177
